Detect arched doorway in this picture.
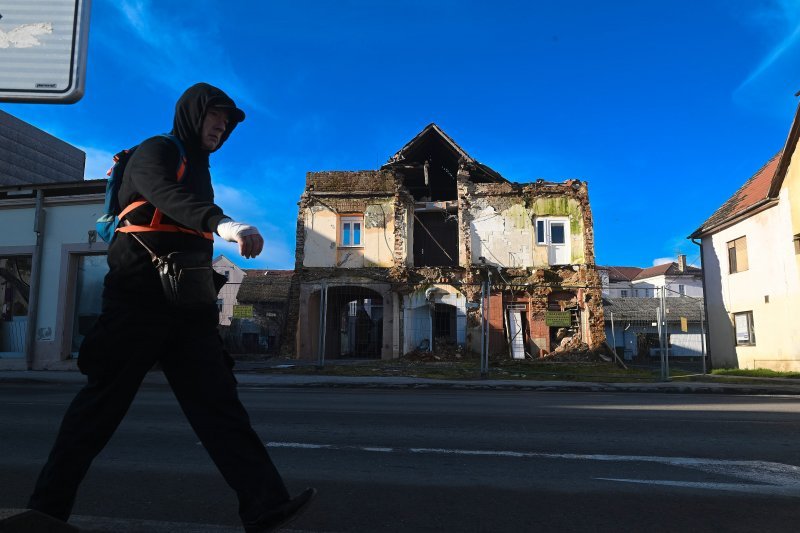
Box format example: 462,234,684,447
325,286,384,359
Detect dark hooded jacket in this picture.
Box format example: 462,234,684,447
104,83,245,303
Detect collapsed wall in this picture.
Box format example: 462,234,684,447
282,160,604,359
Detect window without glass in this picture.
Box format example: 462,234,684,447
733,311,755,346
727,236,748,273
340,216,363,247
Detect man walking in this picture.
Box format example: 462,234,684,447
27,83,315,532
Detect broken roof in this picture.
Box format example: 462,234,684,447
383,123,507,183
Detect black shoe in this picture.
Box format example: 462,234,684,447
243,488,317,533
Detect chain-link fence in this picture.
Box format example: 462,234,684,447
297,281,560,368
219,277,707,381
605,287,706,378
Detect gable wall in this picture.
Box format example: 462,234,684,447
704,204,800,370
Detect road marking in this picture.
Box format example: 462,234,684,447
70,514,242,532
265,441,800,496
595,478,800,496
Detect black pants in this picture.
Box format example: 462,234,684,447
27,300,290,523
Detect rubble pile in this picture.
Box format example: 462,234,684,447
402,339,467,362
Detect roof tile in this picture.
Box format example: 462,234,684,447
691,151,781,236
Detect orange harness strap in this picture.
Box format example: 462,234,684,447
115,200,214,241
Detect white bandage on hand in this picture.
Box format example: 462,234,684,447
216,217,260,242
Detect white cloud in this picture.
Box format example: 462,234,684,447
733,1,800,112
213,235,294,270
211,181,297,269
110,0,269,115
652,257,674,266
77,145,115,181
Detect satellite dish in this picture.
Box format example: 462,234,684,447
0,0,91,104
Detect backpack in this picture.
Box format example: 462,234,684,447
96,134,210,242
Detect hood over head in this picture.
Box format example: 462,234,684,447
171,83,246,152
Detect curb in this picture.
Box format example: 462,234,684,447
3,371,800,396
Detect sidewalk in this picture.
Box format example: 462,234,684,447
3,362,800,395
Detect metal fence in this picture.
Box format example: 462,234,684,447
304,280,530,372
605,287,706,379
220,278,708,381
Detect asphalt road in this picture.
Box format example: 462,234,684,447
2,382,800,532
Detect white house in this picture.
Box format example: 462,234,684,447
0,180,107,370
212,255,245,326
689,104,800,371
0,112,108,370
600,255,703,298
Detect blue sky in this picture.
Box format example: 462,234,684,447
2,0,800,270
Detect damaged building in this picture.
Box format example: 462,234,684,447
286,124,604,360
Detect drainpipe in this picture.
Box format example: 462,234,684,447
691,237,711,373
481,270,492,378
24,190,45,370
479,279,485,375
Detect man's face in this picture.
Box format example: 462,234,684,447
200,107,231,151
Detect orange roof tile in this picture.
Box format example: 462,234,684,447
690,151,781,237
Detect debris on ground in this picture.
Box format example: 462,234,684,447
401,338,465,362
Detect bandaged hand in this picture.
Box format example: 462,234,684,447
216,217,264,258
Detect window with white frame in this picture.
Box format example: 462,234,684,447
733,311,755,346
535,216,570,265
340,216,363,247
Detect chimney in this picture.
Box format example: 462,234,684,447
678,254,687,273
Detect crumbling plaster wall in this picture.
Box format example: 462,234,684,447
456,174,604,354
463,178,593,269
300,171,401,269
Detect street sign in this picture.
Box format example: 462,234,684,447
0,0,92,103
232,305,253,319
545,311,572,327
